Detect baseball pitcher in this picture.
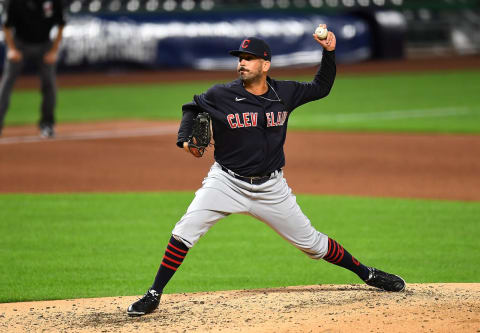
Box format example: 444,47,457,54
127,25,405,317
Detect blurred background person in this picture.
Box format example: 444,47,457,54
0,0,66,138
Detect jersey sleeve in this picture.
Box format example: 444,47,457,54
176,101,200,148
285,50,336,111
176,87,216,148
192,86,218,115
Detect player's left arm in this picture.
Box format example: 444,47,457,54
177,88,214,149
178,105,207,158
177,102,199,148
177,88,216,157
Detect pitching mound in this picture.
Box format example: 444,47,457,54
1,283,479,332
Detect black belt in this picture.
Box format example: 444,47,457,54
221,165,281,185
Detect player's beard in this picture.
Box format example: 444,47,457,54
238,64,263,85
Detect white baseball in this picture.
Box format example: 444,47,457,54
315,26,328,40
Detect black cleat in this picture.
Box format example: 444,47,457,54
40,125,55,139
127,288,161,317
364,267,405,292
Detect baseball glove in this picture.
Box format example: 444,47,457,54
188,112,211,157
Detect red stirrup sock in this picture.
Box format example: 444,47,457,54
151,236,189,292
323,237,370,281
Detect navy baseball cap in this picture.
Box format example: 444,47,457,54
229,37,271,61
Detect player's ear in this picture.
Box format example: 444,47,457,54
263,60,271,72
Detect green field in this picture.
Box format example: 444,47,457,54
1,69,479,303
0,193,478,303
4,69,480,133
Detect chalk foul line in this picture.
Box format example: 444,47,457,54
1,107,475,144
312,107,473,123
0,125,179,145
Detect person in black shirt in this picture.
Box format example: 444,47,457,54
0,0,66,137
127,27,406,317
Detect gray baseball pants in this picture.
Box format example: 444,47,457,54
172,162,329,259
0,39,57,129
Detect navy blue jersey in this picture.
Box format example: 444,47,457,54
177,50,336,177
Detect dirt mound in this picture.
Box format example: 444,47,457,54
1,284,478,332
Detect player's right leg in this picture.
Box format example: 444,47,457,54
127,163,249,316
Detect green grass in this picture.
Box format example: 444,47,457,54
6,81,213,124
4,70,480,133
1,192,478,302
2,69,479,303
291,70,480,133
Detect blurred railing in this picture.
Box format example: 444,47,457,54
7,0,470,15
20,0,408,15
0,0,478,73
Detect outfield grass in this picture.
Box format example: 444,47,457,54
2,70,478,303
4,70,480,133
0,192,478,303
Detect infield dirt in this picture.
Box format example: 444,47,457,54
1,121,480,201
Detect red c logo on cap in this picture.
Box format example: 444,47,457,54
241,39,250,49
264,51,268,57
